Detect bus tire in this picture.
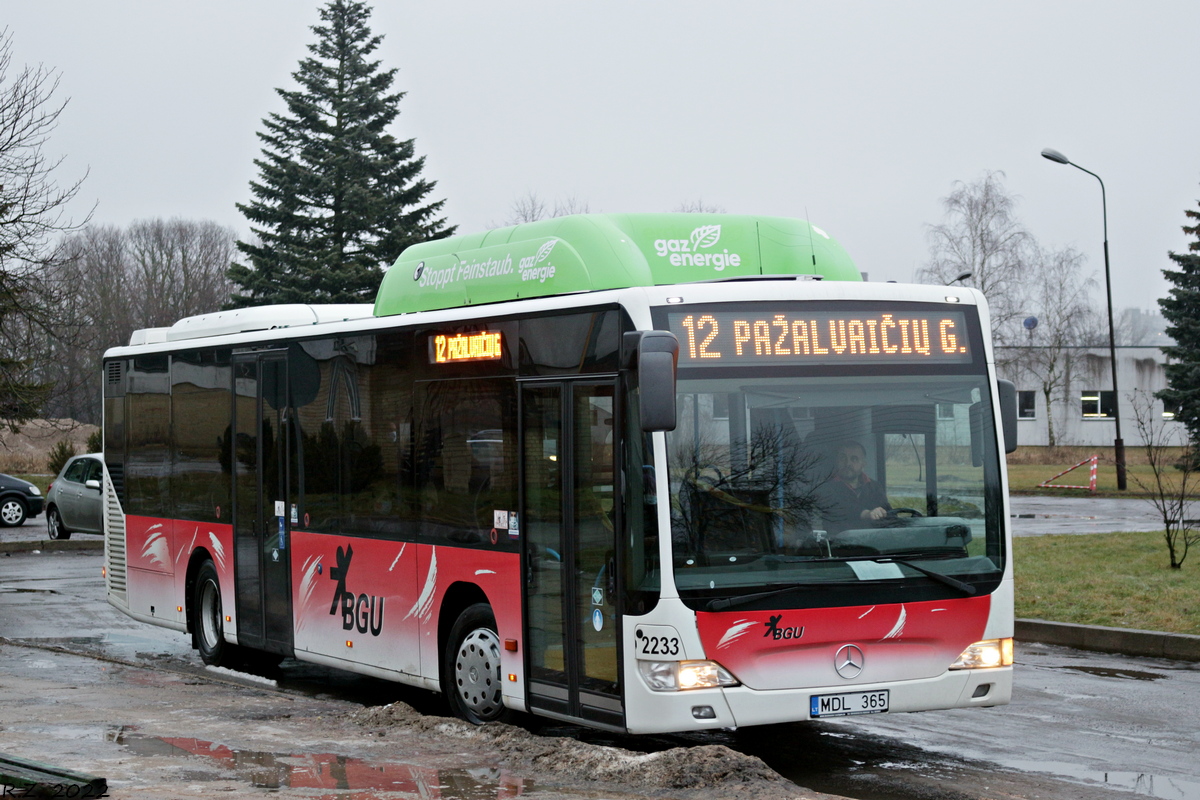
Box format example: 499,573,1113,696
193,560,240,668
46,508,71,540
445,603,511,725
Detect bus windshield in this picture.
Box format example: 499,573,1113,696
666,371,1005,609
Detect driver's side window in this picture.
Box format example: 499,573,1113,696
882,433,926,513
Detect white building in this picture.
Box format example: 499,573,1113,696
997,346,1183,448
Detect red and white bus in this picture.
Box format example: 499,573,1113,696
102,214,1016,733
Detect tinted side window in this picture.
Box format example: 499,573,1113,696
519,309,621,375
289,334,410,539
414,378,517,549
172,350,231,524
126,354,171,518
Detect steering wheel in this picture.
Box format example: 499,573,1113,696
887,507,924,518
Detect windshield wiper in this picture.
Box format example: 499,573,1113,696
706,584,817,612
875,557,976,596
704,554,974,612
817,552,975,595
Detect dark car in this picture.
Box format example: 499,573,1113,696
0,472,45,527
45,453,104,540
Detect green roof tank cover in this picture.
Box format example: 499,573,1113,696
373,213,860,316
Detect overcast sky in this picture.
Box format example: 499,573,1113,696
5,1,1198,313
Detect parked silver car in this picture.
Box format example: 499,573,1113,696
46,453,104,540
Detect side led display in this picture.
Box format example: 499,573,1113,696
430,331,503,363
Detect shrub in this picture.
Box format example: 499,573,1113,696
47,440,77,476
86,428,103,454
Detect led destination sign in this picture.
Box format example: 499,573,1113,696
667,310,973,366
430,331,503,363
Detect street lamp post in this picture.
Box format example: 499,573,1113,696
1041,147,1127,490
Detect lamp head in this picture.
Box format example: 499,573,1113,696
951,271,972,285
1041,148,1070,165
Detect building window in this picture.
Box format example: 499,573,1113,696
1018,391,1036,419
936,403,956,420
711,394,730,420
1081,390,1115,419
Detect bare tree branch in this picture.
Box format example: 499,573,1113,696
503,191,592,227
1128,388,1200,569
674,199,726,213
0,28,91,431
916,172,1034,346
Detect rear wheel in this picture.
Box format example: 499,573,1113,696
445,603,511,724
193,560,241,668
46,508,71,540
0,498,27,527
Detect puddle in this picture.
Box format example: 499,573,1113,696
0,586,58,593
110,730,530,799
1059,665,1166,682
1007,759,1200,799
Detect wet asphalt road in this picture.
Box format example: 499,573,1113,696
3,549,1199,799
1008,496,1167,536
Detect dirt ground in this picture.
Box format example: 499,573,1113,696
0,419,98,474
0,640,839,800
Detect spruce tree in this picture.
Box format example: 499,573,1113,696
1159,190,1200,444
228,0,453,307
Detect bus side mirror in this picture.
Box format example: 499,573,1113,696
997,379,1018,454
623,331,679,432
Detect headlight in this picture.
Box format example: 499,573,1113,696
27,485,41,495
950,638,1014,669
638,660,739,691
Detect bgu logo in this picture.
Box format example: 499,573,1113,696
328,545,385,636
652,225,743,271
763,614,804,641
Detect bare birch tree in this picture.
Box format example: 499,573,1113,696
917,172,1035,348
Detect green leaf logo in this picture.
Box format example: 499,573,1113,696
534,240,557,264
690,225,721,251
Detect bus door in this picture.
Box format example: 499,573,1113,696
231,351,294,656
521,380,622,728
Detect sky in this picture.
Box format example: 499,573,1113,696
4,1,1198,313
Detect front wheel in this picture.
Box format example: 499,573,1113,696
0,498,27,527
193,560,241,668
47,508,71,540
444,603,511,724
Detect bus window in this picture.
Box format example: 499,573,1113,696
415,379,517,547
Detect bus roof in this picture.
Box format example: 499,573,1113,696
374,213,859,316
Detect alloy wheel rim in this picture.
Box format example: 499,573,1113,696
1,501,22,524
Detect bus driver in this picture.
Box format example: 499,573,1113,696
818,440,891,534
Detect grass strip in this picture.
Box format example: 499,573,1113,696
1014,531,1200,635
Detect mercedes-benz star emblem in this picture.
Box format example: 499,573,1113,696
834,644,865,679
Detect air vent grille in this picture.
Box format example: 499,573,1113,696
102,467,127,605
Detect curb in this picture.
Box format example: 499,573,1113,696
0,539,103,554
1017,618,1200,662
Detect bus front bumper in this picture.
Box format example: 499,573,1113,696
623,666,1012,734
